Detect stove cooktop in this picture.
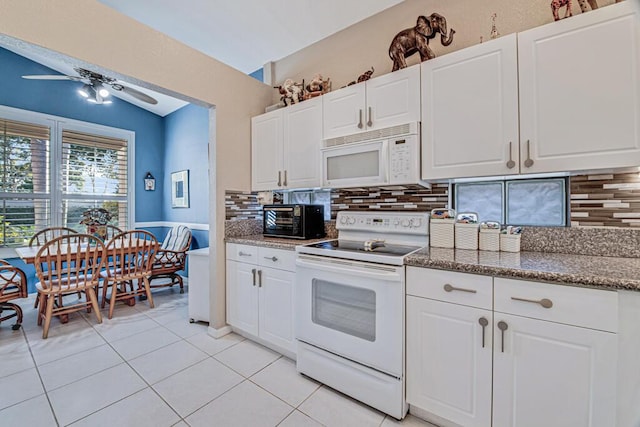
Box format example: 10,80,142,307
305,239,422,257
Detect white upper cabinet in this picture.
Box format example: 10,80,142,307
323,64,420,140
251,110,283,191
251,97,322,191
518,2,640,174
421,3,640,180
421,34,519,180
283,97,323,189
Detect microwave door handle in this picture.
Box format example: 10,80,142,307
381,140,390,184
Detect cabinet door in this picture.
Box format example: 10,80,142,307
322,83,366,140
366,64,421,131
258,267,295,353
406,296,493,427
251,110,283,191
493,313,617,427
421,34,519,180
283,97,322,189
518,3,640,174
226,260,259,336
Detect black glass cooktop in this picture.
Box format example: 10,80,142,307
306,239,422,257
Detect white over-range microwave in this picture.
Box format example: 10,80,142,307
321,122,420,188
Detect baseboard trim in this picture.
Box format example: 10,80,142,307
208,325,232,338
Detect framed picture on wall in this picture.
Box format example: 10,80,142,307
171,170,189,208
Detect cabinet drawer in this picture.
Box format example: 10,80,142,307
258,247,296,271
226,243,258,263
406,267,493,310
494,278,618,332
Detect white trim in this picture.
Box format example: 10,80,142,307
208,325,232,338
135,221,209,231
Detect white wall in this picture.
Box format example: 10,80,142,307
0,0,272,329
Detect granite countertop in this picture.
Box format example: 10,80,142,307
225,234,331,251
225,235,640,291
406,248,640,291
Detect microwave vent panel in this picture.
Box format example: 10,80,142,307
324,123,413,147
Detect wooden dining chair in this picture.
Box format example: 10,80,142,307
0,260,28,330
34,234,105,339
30,227,80,309
29,227,78,247
100,230,158,319
104,224,123,240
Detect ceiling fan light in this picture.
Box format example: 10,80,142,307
94,83,110,98
78,84,93,98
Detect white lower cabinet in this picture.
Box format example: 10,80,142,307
226,243,296,356
407,297,493,427
406,267,618,427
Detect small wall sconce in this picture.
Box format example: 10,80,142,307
144,172,156,191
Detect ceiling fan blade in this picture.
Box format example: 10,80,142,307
117,85,158,105
22,74,82,81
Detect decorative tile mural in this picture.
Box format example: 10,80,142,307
570,171,640,227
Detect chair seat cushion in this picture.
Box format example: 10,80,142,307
36,274,94,292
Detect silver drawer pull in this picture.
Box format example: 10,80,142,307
444,284,477,294
238,251,252,257
251,268,256,286
511,296,553,309
264,256,278,262
478,317,488,348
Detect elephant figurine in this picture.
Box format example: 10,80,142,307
389,13,455,71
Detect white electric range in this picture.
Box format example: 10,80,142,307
295,211,429,420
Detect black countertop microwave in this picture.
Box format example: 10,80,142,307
263,204,326,240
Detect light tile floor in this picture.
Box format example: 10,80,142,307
0,286,437,427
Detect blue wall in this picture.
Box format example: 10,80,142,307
163,104,209,249
0,48,165,223
249,68,264,83
0,47,210,291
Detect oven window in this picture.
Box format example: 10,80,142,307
327,150,379,181
312,279,376,342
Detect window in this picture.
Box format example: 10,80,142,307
0,106,133,247
454,178,567,226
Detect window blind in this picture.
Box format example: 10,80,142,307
0,118,51,245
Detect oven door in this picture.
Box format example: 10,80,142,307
322,139,388,188
295,254,404,377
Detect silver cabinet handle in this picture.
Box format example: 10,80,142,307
478,317,489,348
264,256,278,262
357,109,363,129
277,171,282,187
497,321,508,353
511,296,553,309
443,283,477,294
367,107,373,127
257,270,262,287
524,140,534,168
283,170,287,187
251,268,256,287
238,251,252,257
506,141,516,169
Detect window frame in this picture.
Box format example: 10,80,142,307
453,176,569,227
0,105,135,253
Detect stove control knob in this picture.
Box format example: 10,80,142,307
393,219,400,226
348,217,356,225
340,216,348,225
401,219,410,227
413,218,422,228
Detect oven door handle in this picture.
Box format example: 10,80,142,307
296,256,402,281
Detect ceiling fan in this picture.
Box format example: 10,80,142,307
22,67,158,105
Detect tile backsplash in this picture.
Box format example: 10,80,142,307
226,170,640,227
570,171,640,227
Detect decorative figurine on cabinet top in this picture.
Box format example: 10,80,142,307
388,13,455,71
275,78,304,106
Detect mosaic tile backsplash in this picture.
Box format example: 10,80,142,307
226,171,640,228
570,171,640,227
